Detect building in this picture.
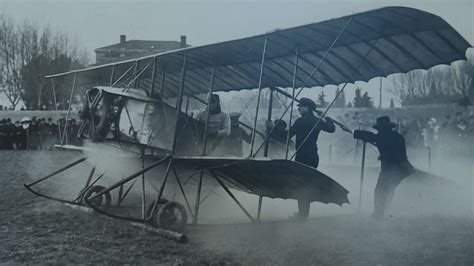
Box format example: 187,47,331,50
95,35,189,64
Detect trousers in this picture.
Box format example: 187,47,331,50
295,151,319,218
373,168,405,218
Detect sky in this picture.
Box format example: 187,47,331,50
1,0,473,108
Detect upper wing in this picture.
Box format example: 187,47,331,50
47,6,471,100
173,156,350,205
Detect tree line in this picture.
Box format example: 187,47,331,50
0,12,88,110
390,52,474,107
317,87,374,108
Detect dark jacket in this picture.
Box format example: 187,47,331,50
359,129,415,176
288,113,335,155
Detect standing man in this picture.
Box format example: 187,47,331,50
18,117,31,150
354,116,415,219
268,97,336,219
4,118,14,150
0,119,5,149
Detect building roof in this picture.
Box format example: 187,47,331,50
95,40,189,52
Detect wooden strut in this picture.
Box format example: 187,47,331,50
118,178,138,205
141,148,146,220
286,47,300,159
147,157,174,220
209,171,256,223
83,156,174,225
74,167,96,202
25,157,87,187
73,173,105,203
61,73,77,145
252,18,353,158
24,157,94,206
50,79,63,142
171,167,194,220
193,66,216,225
87,155,171,202
249,35,268,156
193,172,204,224
257,86,275,221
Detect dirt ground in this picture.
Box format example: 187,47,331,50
1,151,473,265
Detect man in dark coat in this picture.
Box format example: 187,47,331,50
4,118,14,150
0,119,6,149
354,116,415,219
268,97,336,219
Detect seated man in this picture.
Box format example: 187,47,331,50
196,94,231,155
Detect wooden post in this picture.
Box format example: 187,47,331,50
358,141,367,213
428,146,432,172
257,196,263,221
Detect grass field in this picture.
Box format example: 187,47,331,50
0,151,473,265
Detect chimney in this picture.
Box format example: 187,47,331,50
120,35,126,44
180,35,186,48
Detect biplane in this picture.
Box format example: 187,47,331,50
25,6,471,232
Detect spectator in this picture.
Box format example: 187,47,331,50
0,119,5,149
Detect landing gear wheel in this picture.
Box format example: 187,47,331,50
84,185,111,209
146,198,169,219
147,200,187,231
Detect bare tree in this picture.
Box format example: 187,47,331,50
0,14,23,109
389,62,471,106
0,12,89,110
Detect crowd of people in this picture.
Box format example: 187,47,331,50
0,117,81,150
0,100,73,111
331,109,474,156
401,111,474,156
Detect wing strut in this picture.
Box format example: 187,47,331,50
252,17,353,157
290,38,381,160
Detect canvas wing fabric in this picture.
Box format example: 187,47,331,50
173,157,350,205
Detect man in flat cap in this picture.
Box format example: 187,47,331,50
267,97,336,219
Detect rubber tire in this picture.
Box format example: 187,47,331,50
84,185,112,209
156,201,187,231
